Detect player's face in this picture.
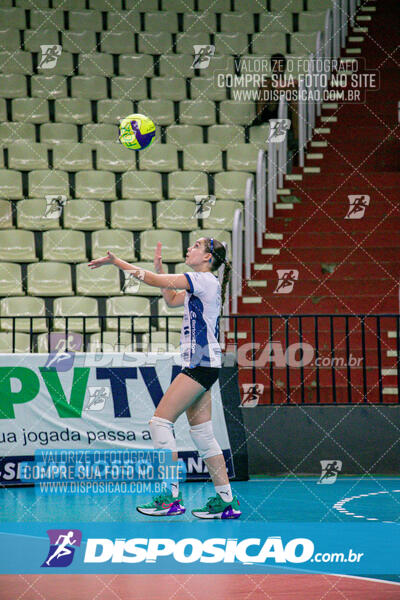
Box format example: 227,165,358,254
185,239,210,267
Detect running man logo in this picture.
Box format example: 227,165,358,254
85,386,110,411
192,45,215,69
345,195,370,219
41,529,82,568
268,119,291,143
193,195,216,218
274,269,299,294
317,460,342,485
45,195,67,218
44,333,82,372
39,45,62,69
240,383,264,407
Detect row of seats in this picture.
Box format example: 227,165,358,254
0,228,232,263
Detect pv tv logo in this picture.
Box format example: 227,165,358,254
42,529,82,568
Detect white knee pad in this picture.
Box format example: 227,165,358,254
189,420,222,460
149,416,177,452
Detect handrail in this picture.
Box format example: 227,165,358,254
231,208,243,314
244,176,255,280
256,149,266,248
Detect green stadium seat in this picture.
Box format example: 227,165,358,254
183,144,222,172
24,29,59,52
157,298,183,332
82,123,117,146
88,331,133,352
111,200,153,231
166,125,203,147
190,78,227,101
0,230,36,261
43,229,87,262
8,143,48,170
270,0,303,10
30,9,63,29
249,124,270,148
140,229,183,262
156,199,196,231
28,170,69,198
0,29,22,51
0,74,26,97
0,169,23,199
169,171,208,198
91,229,135,261
27,262,73,296
111,76,147,100
53,296,100,332
76,262,121,296
0,296,46,333
96,143,135,171
69,10,102,31
0,51,32,73
0,332,31,352
197,0,230,9
139,144,178,172
176,33,210,54
140,330,181,352
259,12,292,32
146,12,178,33
97,99,134,124
291,32,320,54
17,199,61,230
62,31,98,53
71,75,107,100
54,98,92,124
119,54,153,77
0,262,24,296
252,32,286,55
40,123,78,145
202,200,242,229
298,11,326,32
220,100,255,124
12,98,49,123
163,0,194,9
53,143,93,171
122,171,162,201
221,13,255,33
0,200,12,228
122,261,161,297
89,0,122,9
183,13,216,33
179,100,215,125
189,229,231,250
106,296,151,333
214,33,249,54
208,124,245,148
0,7,25,28
75,170,116,199
79,52,114,76
214,171,251,199
31,75,67,99
64,199,105,230
138,99,174,125
100,31,135,54
151,77,186,101
138,33,172,55
227,144,260,171
158,54,194,77
107,11,141,31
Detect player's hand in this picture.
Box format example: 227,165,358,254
154,242,163,274
88,251,116,269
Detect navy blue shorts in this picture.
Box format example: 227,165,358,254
180,366,220,390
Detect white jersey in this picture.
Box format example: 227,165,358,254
180,271,222,368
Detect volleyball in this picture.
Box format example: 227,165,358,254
118,113,156,150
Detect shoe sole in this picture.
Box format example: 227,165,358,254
136,506,186,516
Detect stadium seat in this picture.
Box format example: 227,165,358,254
71,76,107,100
100,31,135,55
96,143,136,171
64,199,106,231
52,296,100,332
151,77,186,101
0,332,31,353
197,0,230,10
0,296,46,333
138,33,172,55
0,200,13,228
183,13,216,33
140,230,183,262
219,100,255,124
27,262,73,296
0,169,23,199
270,0,304,11
122,171,162,200
146,12,178,32
208,124,245,148
91,229,135,261
0,51,32,73
111,200,153,231
139,144,178,172
252,33,287,55
189,229,231,250
30,9,63,29
54,98,92,123
214,171,252,199
53,143,93,171
107,11,141,31
259,12,293,33
298,11,327,32
0,263,24,296
79,53,114,76
28,170,69,198
62,31,98,53
202,200,242,230
0,29,21,51
158,55,194,77
176,33,210,54
166,125,203,147
214,33,249,54
291,32,319,54
156,200,196,231
106,296,151,333
8,143,48,170
140,330,181,352
119,54,154,77
0,74,26,98
24,29,59,52
17,199,60,230
157,299,184,332
82,123,116,146
97,99,134,124
76,262,121,296
43,229,87,262
12,98,49,123
0,7,26,28
40,123,78,145
75,170,116,199
69,10,102,31
111,76,147,100
190,78,227,101
38,51,74,75
227,144,260,171
183,144,222,172
0,230,36,262
179,100,215,125
249,124,270,148
88,331,133,352
137,99,174,125
31,75,67,99
169,171,208,199
122,261,161,297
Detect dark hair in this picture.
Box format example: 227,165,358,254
204,237,231,315
270,53,286,72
